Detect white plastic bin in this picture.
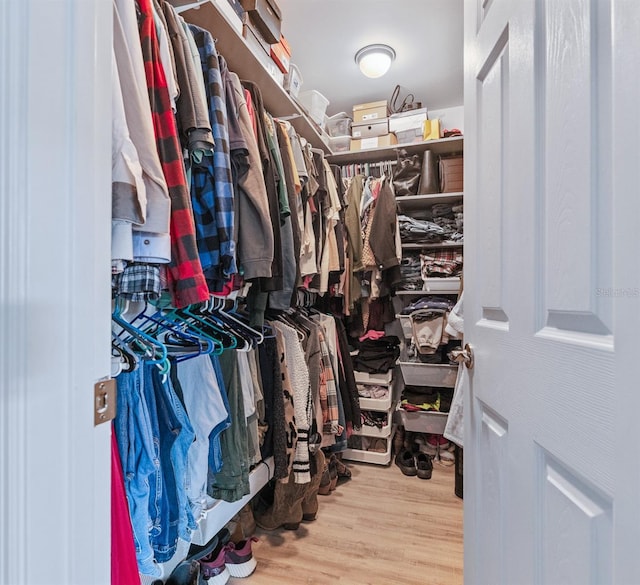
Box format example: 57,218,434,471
284,63,303,98
297,89,330,126
326,112,352,137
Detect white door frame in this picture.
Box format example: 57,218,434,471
0,1,113,583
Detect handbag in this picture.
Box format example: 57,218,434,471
417,150,439,194
392,148,421,196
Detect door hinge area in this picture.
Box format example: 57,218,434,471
94,379,117,426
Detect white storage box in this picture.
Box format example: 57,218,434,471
328,135,350,153
396,408,448,434
354,370,393,386
283,62,303,97
343,427,396,466
326,112,352,137
389,107,428,133
297,89,329,126
398,362,458,388
358,390,393,412
352,409,393,438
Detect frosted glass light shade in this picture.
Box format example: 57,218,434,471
355,44,396,79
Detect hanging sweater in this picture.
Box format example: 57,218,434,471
273,321,312,484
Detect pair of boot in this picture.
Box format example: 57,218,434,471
254,448,326,531
318,453,351,496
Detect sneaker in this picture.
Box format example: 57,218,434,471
427,433,451,450
394,449,417,476
415,452,433,480
224,537,258,578
198,541,231,585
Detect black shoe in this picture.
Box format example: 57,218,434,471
395,449,417,476
165,559,200,585
415,452,433,480
186,527,231,561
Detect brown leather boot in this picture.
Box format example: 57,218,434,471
301,449,326,521
254,468,309,531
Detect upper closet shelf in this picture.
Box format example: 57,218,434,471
170,0,331,153
326,136,464,165
395,192,463,212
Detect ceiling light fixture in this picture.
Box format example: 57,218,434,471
355,44,396,79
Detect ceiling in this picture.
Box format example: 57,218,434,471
277,0,464,118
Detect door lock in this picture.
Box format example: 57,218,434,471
94,379,117,426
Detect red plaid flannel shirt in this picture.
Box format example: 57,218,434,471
137,0,209,307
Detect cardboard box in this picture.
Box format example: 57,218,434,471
242,19,270,55
351,118,389,139
389,107,428,133
240,0,282,44
270,35,291,73
350,133,398,151
394,127,424,145
353,100,390,123
225,0,244,18
242,22,284,85
439,155,464,192
214,0,243,33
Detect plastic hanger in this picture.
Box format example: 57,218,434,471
112,296,170,377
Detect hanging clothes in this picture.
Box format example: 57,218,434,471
137,0,209,307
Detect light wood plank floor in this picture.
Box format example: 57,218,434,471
230,459,463,585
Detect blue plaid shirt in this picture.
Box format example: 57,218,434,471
189,25,237,287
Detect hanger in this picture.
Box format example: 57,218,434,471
209,296,264,348
112,296,170,378
172,302,238,352
128,302,219,361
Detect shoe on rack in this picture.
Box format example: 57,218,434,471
394,449,417,476
165,559,200,585
186,527,229,562
198,532,232,585
415,452,433,480
224,536,259,578
427,433,451,450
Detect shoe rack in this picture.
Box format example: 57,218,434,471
342,369,399,466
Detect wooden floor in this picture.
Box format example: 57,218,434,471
230,459,463,585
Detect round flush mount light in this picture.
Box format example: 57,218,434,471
355,44,396,79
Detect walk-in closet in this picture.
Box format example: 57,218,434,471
3,1,639,584
107,0,466,582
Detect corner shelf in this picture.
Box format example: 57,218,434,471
173,0,330,153
401,242,463,250
326,136,464,164
396,192,463,212
395,277,462,295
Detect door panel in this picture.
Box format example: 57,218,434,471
464,0,635,582
0,1,112,584
539,0,613,335
538,451,613,585
477,29,509,324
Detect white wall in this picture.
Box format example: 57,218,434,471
429,105,464,133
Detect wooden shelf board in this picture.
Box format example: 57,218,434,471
326,136,464,164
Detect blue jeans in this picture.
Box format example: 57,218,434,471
176,355,230,519
209,354,232,474
114,368,162,578
145,363,196,563
163,365,197,542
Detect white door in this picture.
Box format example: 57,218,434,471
464,0,640,583
0,1,112,583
